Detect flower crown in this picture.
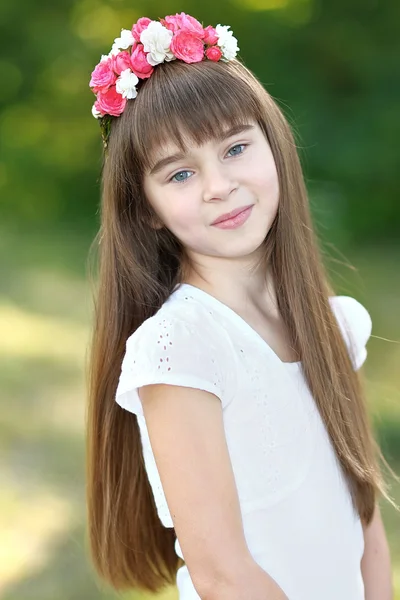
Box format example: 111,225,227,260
89,13,239,147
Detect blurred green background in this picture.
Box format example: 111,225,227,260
0,0,399,598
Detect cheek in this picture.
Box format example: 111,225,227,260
168,198,198,229
250,157,280,202
155,192,202,240
166,204,208,252
144,181,197,231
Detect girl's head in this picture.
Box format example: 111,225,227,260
87,12,391,596
100,56,303,287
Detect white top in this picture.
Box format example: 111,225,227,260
116,283,372,600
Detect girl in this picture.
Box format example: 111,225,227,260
86,12,395,600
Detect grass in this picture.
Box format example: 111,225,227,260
0,228,399,599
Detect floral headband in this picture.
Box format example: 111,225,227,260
89,12,239,147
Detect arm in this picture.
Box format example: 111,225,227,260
139,383,288,600
361,503,393,600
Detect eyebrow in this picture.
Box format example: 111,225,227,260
149,123,255,176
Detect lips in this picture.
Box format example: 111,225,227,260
211,204,254,225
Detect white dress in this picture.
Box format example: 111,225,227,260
116,283,372,600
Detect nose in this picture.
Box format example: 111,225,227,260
202,162,238,202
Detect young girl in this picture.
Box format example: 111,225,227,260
86,12,395,600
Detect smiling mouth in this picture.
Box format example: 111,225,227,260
211,205,254,229
211,204,254,225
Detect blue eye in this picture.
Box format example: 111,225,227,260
171,170,191,183
227,143,246,157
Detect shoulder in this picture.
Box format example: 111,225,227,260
329,295,373,370
125,296,227,353
117,297,234,413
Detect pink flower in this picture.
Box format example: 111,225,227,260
170,30,205,63
162,14,181,32
132,17,152,42
93,99,106,117
130,44,154,78
95,85,127,117
163,12,205,38
206,45,222,62
111,51,134,75
203,25,219,46
89,58,117,93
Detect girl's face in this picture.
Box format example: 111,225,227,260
142,119,279,268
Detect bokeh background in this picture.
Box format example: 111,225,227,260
1,0,399,598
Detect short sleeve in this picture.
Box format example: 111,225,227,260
329,295,373,370
115,314,226,416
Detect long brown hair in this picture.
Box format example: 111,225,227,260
86,58,395,593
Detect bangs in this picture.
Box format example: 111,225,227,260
119,59,264,173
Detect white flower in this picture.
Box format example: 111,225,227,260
115,69,139,99
113,28,135,50
140,21,174,66
109,44,121,56
216,24,239,61
92,103,102,119
100,44,120,63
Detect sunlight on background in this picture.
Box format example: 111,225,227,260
0,303,87,363
0,490,73,595
71,0,142,47
233,0,314,24
0,283,87,593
